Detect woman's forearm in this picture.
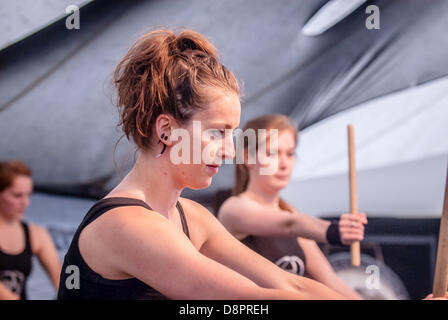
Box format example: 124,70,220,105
323,275,363,300
288,276,346,300
260,286,344,300
0,282,20,300
287,211,331,243
272,273,346,300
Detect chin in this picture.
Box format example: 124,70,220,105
188,178,213,190
269,180,288,192
8,213,23,222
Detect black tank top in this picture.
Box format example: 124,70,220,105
0,222,33,300
57,197,190,300
242,235,307,276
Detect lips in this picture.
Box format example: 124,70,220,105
206,164,220,174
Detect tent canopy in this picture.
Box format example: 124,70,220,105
1,0,447,202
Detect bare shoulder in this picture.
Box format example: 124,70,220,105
87,199,207,252
177,197,228,242
28,223,52,242
79,204,169,258
28,223,47,236
28,223,52,253
85,204,164,236
78,204,180,276
178,197,216,225
218,195,254,221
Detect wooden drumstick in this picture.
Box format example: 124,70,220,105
348,124,361,267
432,161,448,297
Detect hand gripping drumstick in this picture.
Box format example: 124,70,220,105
348,124,361,267
433,161,448,298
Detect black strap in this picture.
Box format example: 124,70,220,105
21,222,32,254
83,197,190,239
176,201,190,239
81,197,153,229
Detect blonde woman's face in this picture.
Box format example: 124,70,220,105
249,129,296,191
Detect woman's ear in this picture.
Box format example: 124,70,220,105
154,114,176,146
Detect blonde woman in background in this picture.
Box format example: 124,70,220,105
218,114,366,299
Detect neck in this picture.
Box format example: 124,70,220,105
111,150,182,218
245,177,280,208
0,213,19,227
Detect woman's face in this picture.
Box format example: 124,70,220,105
248,129,296,192
0,175,33,222
170,90,241,190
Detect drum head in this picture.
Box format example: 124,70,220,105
328,252,410,300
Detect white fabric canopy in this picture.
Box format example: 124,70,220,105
282,77,448,218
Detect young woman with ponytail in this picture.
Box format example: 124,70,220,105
218,114,366,299
57,28,347,300
56,28,446,300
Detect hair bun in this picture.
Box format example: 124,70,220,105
172,30,218,59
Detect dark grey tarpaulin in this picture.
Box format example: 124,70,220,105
0,0,447,199
0,0,93,51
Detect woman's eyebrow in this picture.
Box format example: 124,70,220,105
208,122,235,129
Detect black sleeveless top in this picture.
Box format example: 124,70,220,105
242,235,307,276
57,197,190,300
0,222,33,300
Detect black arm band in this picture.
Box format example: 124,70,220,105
326,220,343,246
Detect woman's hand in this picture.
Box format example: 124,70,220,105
424,292,448,300
338,213,368,245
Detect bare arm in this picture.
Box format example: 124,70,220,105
187,199,345,299
95,206,343,300
0,282,20,300
298,238,362,300
30,225,61,289
218,197,366,244
219,197,330,242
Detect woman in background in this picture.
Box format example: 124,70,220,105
0,161,61,299
218,114,366,299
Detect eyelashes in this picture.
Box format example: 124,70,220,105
264,151,296,157
209,129,225,138
208,129,236,139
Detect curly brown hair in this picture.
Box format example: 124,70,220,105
113,27,240,151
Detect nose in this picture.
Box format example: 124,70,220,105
22,196,30,209
221,134,236,160
278,153,288,170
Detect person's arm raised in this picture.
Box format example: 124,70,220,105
219,197,330,242
219,197,366,244
97,207,317,300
